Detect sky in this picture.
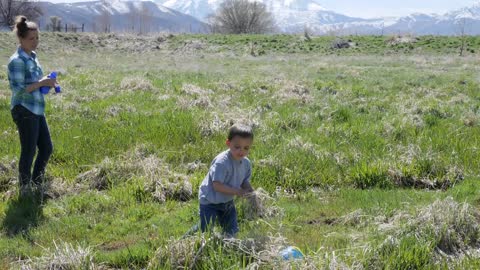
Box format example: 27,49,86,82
320,0,476,18
45,0,477,18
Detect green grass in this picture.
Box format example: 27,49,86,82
1,32,480,268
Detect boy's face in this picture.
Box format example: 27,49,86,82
226,136,253,160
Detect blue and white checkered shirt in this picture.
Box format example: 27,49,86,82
8,47,45,115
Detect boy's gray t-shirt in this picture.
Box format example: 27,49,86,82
199,150,251,205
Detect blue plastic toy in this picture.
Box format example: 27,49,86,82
39,72,61,94
279,246,304,260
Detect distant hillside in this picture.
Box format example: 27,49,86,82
36,0,207,33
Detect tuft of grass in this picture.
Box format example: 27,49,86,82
367,197,480,269
13,241,96,270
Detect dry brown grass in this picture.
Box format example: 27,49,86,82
376,197,480,258
149,233,321,270
42,177,87,200
238,188,284,220
385,35,419,46
334,209,369,227
75,145,193,202
387,165,464,190
0,158,17,194
198,112,260,137
119,76,154,91
14,241,96,270
105,105,136,117
274,81,312,104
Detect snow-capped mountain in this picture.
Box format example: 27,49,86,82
152,0,480,35
37,0,206,33
445,2,480,20
30,0,480,35
153,0,339,22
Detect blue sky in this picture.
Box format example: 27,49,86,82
320,0,476,18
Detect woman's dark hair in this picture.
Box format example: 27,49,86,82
14,15,38,39
228,124,254,141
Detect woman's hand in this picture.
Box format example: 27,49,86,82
26,77,57,93
39,76,56,88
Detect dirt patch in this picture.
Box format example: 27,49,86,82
99,238,137,251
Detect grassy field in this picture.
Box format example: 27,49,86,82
1,32,480,269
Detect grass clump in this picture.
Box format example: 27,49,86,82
14,241,96,270
149,233,318,270
119,76,154,91
0,158,17,194
367,197,480,269
349,161,464,190
76,145,194,202
237,188,284,220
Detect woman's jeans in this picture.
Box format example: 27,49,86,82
11,105,53,187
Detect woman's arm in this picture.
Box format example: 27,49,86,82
9,58,56,93
25,77,56,93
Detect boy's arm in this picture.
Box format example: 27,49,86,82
241,163,254,193
241,181,254,193
213,181,246,197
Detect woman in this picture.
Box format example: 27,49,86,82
8,16,56,196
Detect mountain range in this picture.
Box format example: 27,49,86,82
36,0,206,33
35,0,480,35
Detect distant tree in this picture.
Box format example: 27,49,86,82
456,17,468,56
97,9,111,33
0,0,42,28
139,3,152,34
127,8,139,32
208,0,275,34
304,25,312,41
49,16,61,32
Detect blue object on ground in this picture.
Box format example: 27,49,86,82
280,246,304,260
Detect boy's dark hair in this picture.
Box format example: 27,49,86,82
228,124,254,141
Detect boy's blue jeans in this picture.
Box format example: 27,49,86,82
200,200,239,236
11,105,53,187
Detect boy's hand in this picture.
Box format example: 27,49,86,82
241,181,254,193
238,188,253,198
237,189,247,197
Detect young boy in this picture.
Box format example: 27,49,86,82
198,124,255,237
